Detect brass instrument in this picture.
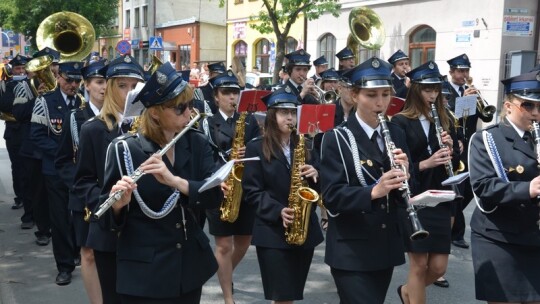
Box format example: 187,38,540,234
220,112,247,223
1,64,12,81
446,107,466,174
25,55,57,95
94,110,205,219
378,113,429,240
36,11,96,62
147,55,163,75
312,85,337,104
347,6,385,62
285,132,320,245
465,77,496,122
430,103,463,199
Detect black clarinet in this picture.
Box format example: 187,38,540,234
430,103,463,199
530,121,540,229
378,113,429,240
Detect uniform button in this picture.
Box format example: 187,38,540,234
176,243,182,249
196,201,201,205
176,223,182,229
520,204,526,208
381,224,386,229
381,204,386,209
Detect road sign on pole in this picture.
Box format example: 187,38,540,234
116,40,132,55
149,36,163,50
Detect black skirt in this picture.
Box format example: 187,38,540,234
256,246,314,301
403,201,452,253
206,200,255,236
472,231,540,302
72,211,89,247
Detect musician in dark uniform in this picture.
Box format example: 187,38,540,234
242,87,323,303
0,55,29,211
202,70,260,304
319,57,410,303
388,49,410,99
282,49,319,105
74,54,144,304
332,73,355,127
195,61,226,114
101,62,222,304
335,47,355,71
310,55,328,84
31,61,84,285
391,61,460,304
55,59,107,302
468,70,540,303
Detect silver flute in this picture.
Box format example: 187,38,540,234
378,113,429,240
530,121,540,229
94,110,204,219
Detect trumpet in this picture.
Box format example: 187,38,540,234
465,77,496,122
312,85,337,104
94,110,205,219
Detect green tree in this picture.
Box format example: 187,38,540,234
1,0,118,50
222,0,341,82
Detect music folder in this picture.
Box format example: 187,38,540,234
198,157,260,193
441,172,469,186
237,90,270,113
297,104,336,135
410,190,456,207
386,96,405,116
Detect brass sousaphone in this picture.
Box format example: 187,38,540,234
347,7,386,64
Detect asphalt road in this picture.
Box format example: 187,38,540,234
0,132,482,303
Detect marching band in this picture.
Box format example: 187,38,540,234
2,8,540,304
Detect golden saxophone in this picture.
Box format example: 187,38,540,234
285,132,320,245
220,112,247,223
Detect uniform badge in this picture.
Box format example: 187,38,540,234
516,165,524,174
16,55,21,60
463,54,468,60
124,56,132,63
366,159,373,167
45,48,50,53
428,62,435,69
372,59,380,68
284,86,292,93
74,63,80,69
227,70,233,77
156,71,167,85
299,49,305,56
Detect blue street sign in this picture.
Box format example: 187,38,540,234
149,36,163,50
116,40,131,55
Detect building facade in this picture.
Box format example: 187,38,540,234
97,0,124,62
307,0,540,122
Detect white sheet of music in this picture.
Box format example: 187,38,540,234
454,95,477,118
410,190,456,207
199,157,260,193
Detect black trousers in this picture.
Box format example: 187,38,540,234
4,128,24,205
452,183,473,241
331,267,394,304
45,175,76,273
94,250,120,304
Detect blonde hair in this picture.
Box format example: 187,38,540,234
99,78,127,131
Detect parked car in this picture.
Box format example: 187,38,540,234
245,72,273,89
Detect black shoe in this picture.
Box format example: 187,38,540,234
35,235,50,246
452,239,470,249
55,272,72,286
11,201,23,210
74,256,81,267
433,278,450,288
21,222,34,230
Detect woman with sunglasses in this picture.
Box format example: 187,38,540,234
100,62,222,304
468,70,540,303
242,87,323,303
202,70,260,304
73,54,145,303
391,61,460,304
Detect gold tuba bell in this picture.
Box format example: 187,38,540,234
36,11,96,62
347,6,386,64
25,54,57,95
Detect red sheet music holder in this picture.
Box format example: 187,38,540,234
237,90,270,113
297,104,336,135
386,96,405,116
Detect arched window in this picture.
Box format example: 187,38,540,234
255,38,270,73
409,26,436,68
286,37,298,53
319,33,336,69
234,40,247,69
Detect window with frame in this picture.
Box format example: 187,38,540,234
125,10,130,28
255,39,270,73
286,37,298,54
234,40,247,69
319,33,336,69
142,6,148,27
134,7,140,28
179,45,191,69
409,26,436,68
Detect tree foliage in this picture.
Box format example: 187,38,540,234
221,0,341,82
0,0,118,49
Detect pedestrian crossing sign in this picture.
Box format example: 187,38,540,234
149,36,163,50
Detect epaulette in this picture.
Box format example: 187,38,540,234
116,133,137,141
87,116,97,122
249,135,263,143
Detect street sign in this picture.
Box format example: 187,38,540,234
149,36,163,50
116,40,131,55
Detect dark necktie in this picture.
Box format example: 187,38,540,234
523,131,534,150
458,86,465,97
371,132,384,154
297,85,303,93
226,117,233,126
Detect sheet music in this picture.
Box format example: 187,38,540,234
410,190,456,207
441,172,470,186
454,95,477,118
198,157,260,193
123,82,146,118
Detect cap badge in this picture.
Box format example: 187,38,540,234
156,71,167,85
124,56,132,63
463,54,468,60
536,72,540,82
285,86,292,93
227,70,233,77
299,50,305,55
428,62,435,70
372,59,380,68
45,49,50,53
16,55,21,60
74,63,80,69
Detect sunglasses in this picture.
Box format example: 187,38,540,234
514,101,540,112
62,76,82,84
168,100,194,115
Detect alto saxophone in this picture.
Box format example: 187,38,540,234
285,133,320,245
220,112,247,223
